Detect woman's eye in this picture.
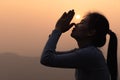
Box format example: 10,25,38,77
80,20,85,24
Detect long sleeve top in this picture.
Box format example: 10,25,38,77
40,29,110,80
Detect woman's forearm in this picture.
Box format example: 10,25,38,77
40,29,62,65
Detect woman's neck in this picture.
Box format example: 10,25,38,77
77,39,93,48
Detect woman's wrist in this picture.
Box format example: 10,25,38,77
54,27,62,33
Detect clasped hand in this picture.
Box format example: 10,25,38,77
55,10,75,33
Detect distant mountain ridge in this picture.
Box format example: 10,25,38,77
0,53,74,80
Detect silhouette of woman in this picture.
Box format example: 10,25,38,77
40,10,118,80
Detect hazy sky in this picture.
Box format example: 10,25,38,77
0,0,120,57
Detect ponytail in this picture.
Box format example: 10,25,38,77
107,30,118,80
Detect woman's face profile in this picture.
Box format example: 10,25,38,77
71,16,91,41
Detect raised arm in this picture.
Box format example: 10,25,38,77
40,29,87,68
40,10,86,68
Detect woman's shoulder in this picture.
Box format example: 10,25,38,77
75,46,103,57
76,46,100,52
75,46,105,64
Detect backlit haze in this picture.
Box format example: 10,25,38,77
0,0,120,57
0,0,120,80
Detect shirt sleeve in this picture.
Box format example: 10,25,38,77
56,48,77,54
40,29,92,68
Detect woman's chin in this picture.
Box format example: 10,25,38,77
71,33,77,39
70,32,74,38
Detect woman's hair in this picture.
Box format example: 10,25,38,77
86,12,118,80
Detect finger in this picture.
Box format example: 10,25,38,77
67,10,74,17
60,12,67,19
69,23,76,29
66,10,75,23
68,10,75,20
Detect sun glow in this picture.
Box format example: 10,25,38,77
73,14,81,23
75,14,81,20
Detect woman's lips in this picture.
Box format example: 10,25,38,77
72,28,76,32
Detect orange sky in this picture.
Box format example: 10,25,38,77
0,0,120,57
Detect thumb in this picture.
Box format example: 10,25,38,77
69,23,76,28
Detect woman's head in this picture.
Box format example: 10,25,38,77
86,12,110,47
71,12,110,47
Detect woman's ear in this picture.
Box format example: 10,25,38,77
87,30,96,36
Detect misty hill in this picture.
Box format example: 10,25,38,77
0,53,74,80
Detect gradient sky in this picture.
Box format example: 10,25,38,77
0,0,120,57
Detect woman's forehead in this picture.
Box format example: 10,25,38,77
80,16,90,22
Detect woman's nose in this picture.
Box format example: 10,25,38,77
75,23,80,28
